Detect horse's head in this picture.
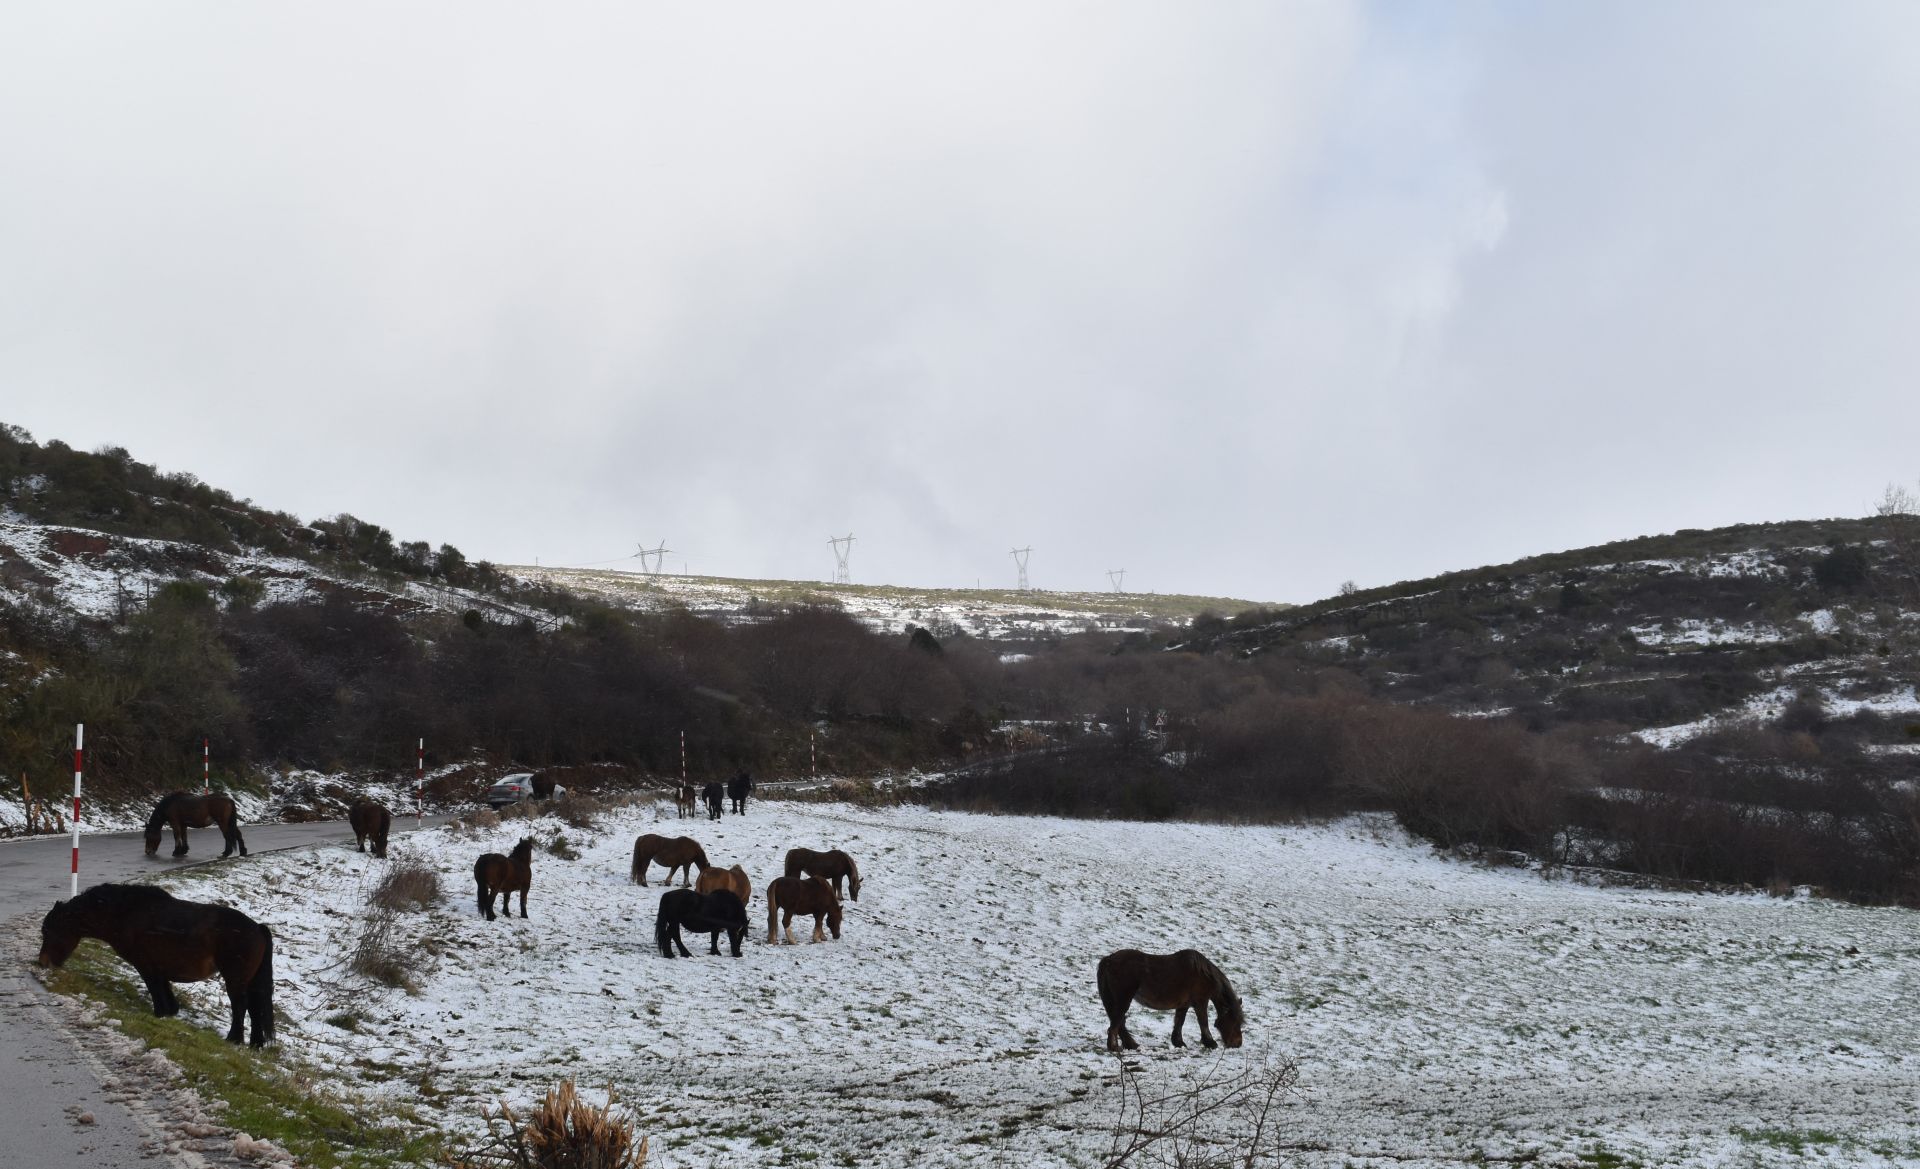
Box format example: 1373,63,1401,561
511,837,534,862
143,825,162,857
826,899,844,940
1215,991,1245,1049
846,861,861,903
37,900,78,968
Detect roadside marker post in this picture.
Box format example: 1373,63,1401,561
680,730,687,787
71,724,83,896
20,771,33,834
416,738,425,825
203,736,210,793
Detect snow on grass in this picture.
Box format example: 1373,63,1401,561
139,802,1920,1167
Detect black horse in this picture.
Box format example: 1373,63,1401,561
38,884,274,1046
655,888,748,957
726,771,754,815
702,781,725,821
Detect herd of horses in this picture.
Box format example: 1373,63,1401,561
35,785,1245,1056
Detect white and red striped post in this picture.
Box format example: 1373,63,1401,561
680,731,687,786
810,728,816,780
416,738,424,824
202,736,210,794
70,724,83,896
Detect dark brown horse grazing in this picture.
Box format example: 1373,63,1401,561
1096,949,1244,1051
765,875,842,944
38,884,274,1046
655,889,749,958
695,863,752,906
349,801,391,858
783,847,861,902
629,834,710,887
474,837,534,920
144,792,247,859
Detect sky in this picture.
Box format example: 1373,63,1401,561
3,3,1918,603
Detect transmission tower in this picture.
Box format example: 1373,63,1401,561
828,534,855,584
637,541,672,576
1107,568,1126,593
1010,546,1032,591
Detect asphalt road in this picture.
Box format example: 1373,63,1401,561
0,815,450,1168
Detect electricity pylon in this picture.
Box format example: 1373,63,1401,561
1107,569,1126,593
637,542,671,576
1010,546,1032,591
828,534,855,584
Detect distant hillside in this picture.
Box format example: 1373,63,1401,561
1181,514,1920,749
510,565,1277,644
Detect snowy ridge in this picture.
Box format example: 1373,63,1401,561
139,801,1919,1167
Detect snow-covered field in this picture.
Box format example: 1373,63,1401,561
124,801,1920,1167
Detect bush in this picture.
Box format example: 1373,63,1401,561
349,906,427,993
446,1079,646,1169
370,861,441,912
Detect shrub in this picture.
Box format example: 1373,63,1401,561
555,795,605,831
370,861,441,912
349,906,427,993
446,1079,646,1169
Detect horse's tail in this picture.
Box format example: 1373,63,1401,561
144,793,180,835
766,879,780,940
654,902,674,958
225,797,247,855
693,844,710,872
629,842,645,884
247,926,275,1044
474,861,490,915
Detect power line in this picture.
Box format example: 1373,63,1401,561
637,541,673,576
1010,546,1032,591
1107,568,1126,593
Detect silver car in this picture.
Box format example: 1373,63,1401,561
484,772,537,810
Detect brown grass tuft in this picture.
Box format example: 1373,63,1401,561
370,861,441,912
443,1078,646,1169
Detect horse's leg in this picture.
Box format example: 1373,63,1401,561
222,976,248,1043
135,969,170,1016
234,822,247,857
173,823,189,857
1196,1000,1217,1049
708,929,721,956
782,911,796,945
672,924,692,958
1171,1005,1188,1048
517,886,528,919
221,819,236,858
811,915,825,943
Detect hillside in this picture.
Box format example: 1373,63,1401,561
508,565,1272,644
1180,515,1920,750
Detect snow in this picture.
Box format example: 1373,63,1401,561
128,802,1920,1167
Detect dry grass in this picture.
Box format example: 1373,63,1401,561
370,860,442,912
349,905,429,994
444,1078,646,1169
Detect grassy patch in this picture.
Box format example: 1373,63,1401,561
44,940,442,1168
1733,1127,1843,1155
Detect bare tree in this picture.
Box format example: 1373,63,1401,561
1872,481,1918,516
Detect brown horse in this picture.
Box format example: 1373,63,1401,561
629,834,710,887
474,837,534,920
144,792,247,859
783,847,861,902
673,781,697,820
38,884,274,1046
765,875,842,944
349,801,391,858
695,863,752,906
1096,949,1244,1051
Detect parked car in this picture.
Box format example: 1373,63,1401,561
484,773,538,809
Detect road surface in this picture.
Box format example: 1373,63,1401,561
0,815,449,1167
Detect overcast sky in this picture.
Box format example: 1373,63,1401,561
4,3,1918,602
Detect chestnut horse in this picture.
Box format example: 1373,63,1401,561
629,834,710,887
1096,949,1244,1051
655,888,748,958
765,875,842,944
695,863,752,906
474,837,534,920
38,884,274,1046
673,781,697,820
783,847,861,902
349,801,391,858
144,792,247,859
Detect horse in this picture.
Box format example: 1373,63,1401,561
673,781,697,820
1096,949,1244,1051
765,875,842,944
37,884,274,1047
727,771,754,815
783,847,862,902
655,889,749,958
530,772,559,799
629,834,710,887
144,792,247,859
474,837,534,920
695,863,752,906
348,801,391,858
702,781,724,821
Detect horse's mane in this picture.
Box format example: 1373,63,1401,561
509,837,534,861
144,792,188,834
842,851,860,880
